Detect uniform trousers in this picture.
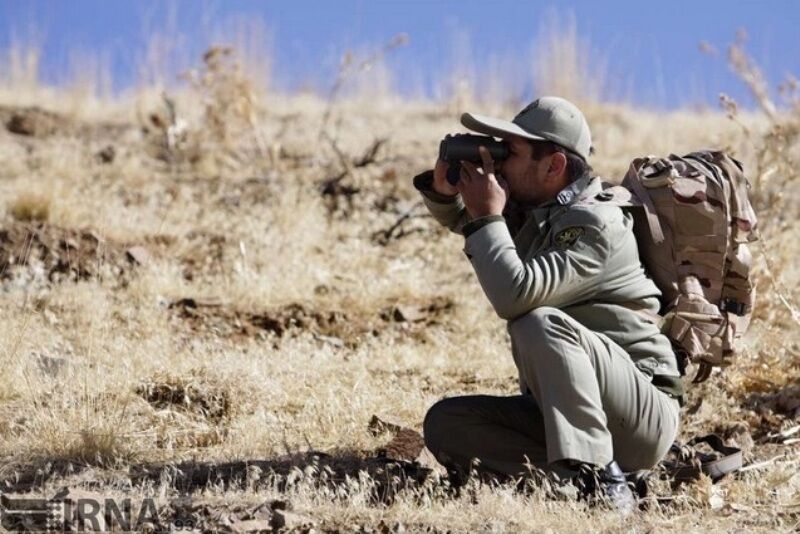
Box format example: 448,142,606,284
423,307,680,477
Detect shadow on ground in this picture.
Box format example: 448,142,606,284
0,449,435,504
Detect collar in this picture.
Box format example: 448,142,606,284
526,174,598,227
511,173,596,211
502,174,599,229
554,174,596,206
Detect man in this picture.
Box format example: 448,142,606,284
413,96,683,510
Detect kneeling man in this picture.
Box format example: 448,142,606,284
413,97,683,510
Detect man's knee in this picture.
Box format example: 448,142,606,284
423,397,465,454
508,307,591,373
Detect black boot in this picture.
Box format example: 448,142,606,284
576,460,636,514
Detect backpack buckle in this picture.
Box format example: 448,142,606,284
720,299,747,316
643,158,673,177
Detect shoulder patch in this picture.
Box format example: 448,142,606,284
554,226,585,249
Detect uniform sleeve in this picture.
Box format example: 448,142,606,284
463,209,611,320
414,170,473,234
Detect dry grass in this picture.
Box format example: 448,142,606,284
0,33,799,534
8,190,51,222
531,10,608,105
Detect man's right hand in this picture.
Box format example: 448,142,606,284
433,159,460,197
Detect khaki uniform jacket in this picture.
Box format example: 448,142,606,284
414,171,684,400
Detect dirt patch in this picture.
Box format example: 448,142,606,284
1,105,69,137
368,415,430,465
136,371,232,423
0,221,141,284
178,230,230,281
135,370,237,449
168,296,455,346
0,105,132,140
169,298,359,344
379,297,454,324
748,381,800,418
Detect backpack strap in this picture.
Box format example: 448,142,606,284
692,361,714,383
661,434,743,483
623,159,666,244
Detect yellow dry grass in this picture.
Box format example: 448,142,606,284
0,37,799,533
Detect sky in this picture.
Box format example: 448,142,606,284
1,0,799,109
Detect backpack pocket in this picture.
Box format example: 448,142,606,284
666,293,727,366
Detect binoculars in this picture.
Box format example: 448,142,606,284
438,134,509,185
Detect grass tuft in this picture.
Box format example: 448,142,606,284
8,191,51,222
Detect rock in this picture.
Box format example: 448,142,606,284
97,145,116,163
230,518,273,533
381,428,425,462
125,246,151,265
5,107,62,137
269,499,290,512
270,509,315,532
368,415,425,462
708,491,725,510
381,298,454,324
368,415,405,436
724,421,754,454
776,385,800,413
313,333,345,348
392,304,427,323
7,112,38,135
170,296,225,309
242,500,273,521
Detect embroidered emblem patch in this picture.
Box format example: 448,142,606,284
554,226,585,249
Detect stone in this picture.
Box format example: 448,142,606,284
270,510,315,532
125,246,151,265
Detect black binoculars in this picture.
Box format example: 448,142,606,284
438,134,509,185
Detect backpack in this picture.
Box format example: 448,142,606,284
597,151,759,383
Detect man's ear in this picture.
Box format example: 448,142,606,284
547,152,568,180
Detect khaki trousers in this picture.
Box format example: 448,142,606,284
424,307,680,477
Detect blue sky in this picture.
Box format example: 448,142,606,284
1,0,799,108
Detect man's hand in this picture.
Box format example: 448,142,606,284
432,158,460,196
457,146,509,218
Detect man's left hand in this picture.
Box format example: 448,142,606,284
457,146,509,218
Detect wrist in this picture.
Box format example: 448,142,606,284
462,214,505,237
432,183,458,197
468,207,504,218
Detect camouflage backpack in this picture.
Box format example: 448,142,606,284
598,151,759,382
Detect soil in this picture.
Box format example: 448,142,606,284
168,296,456,346
0,221,139,284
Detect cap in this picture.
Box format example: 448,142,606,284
460,96,592,159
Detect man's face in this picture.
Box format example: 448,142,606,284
495,135,552,205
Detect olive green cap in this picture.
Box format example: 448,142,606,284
460,96,593,159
